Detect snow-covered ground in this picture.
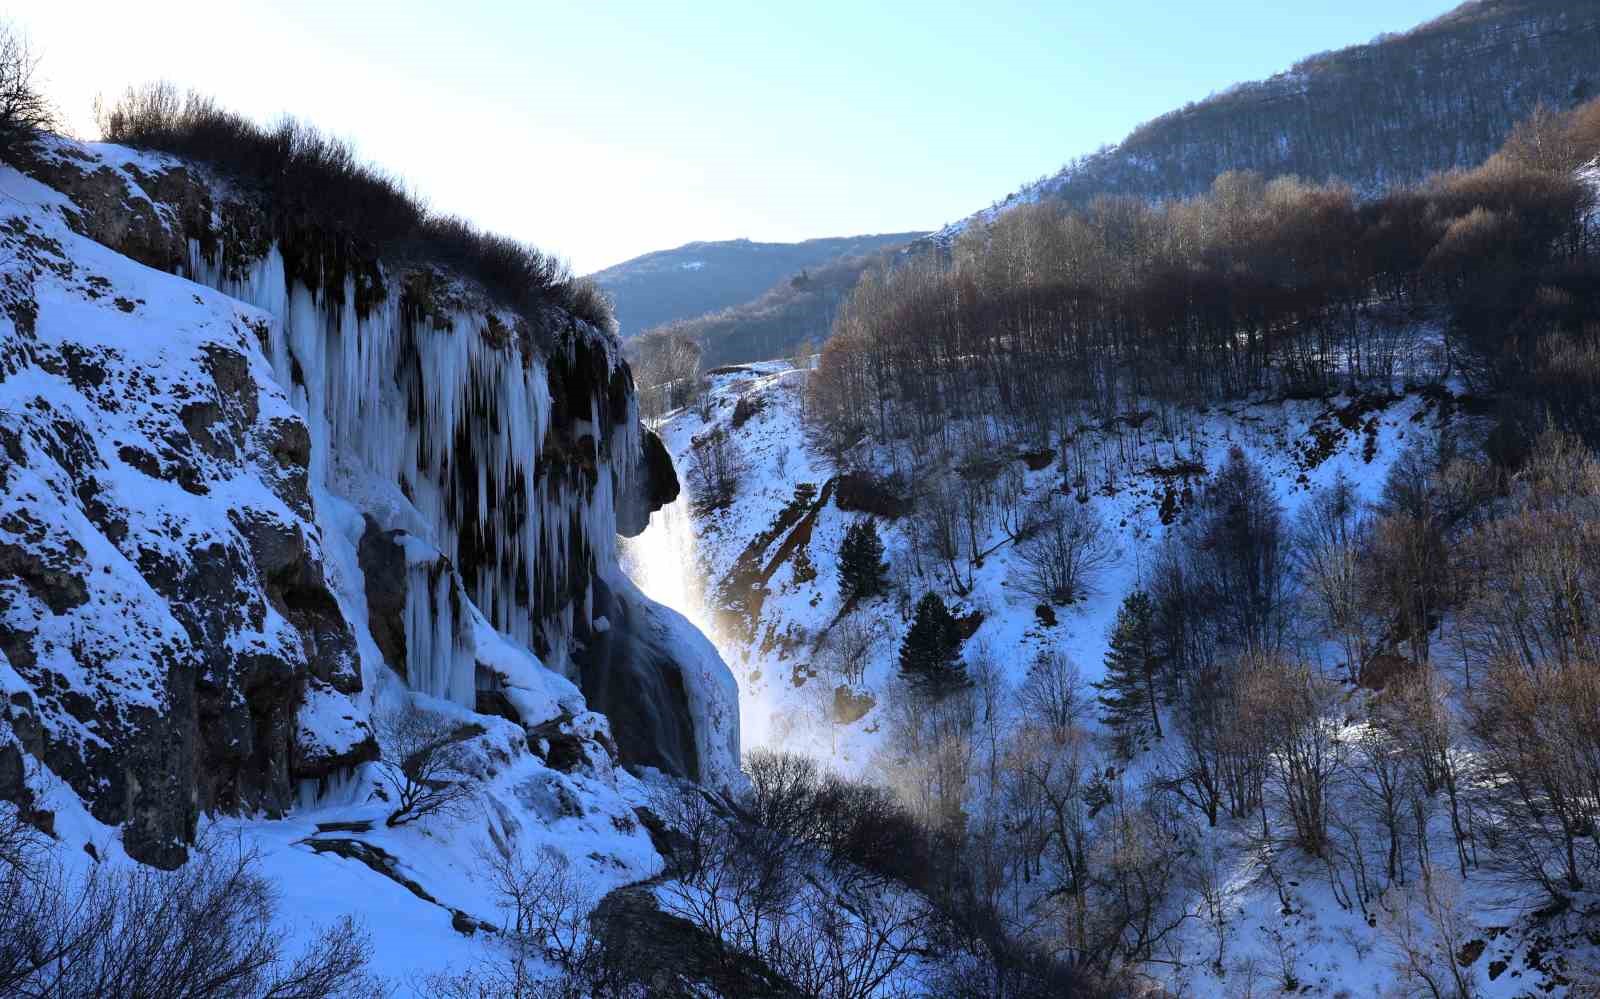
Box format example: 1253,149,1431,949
629,362,1599,996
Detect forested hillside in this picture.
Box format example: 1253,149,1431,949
590,232,922,336
813,99,1600,460
631,95,1600,996
937,0,1600,242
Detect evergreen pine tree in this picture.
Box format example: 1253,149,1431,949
1094,590,1165,756
899,592,966,692
838,519,888,600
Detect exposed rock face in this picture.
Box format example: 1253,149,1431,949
356,516,412,680
616,427,679,537
575,574,743,793
0,134,739,869
590,885,802,997
576,576,699,780
0,166,369,866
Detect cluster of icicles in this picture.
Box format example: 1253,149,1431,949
187,243,638,705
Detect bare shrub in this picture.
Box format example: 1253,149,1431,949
818,616,878,688
686,426,744,510
478,837,596,968
1182,447,1292,657
654,787,803,968
1294,472,1378,682
1018,650,1084,738
1015,498,1113,605
373,702,477,827
1471,657,1600,903
627,328,703,420
0,807,380,998
94,83,606,330
744,750,928,890
1378,872,1478,999
655,782,931,999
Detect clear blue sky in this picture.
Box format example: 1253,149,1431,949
19,0,1459,273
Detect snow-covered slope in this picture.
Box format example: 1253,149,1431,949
632,363,1600,996
637,363,1436,769
0,136,742,984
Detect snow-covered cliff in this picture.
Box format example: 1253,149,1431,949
0,133,741,895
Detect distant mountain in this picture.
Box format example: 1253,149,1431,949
589,233,925,336
635,245,900,369
932,0,1600,244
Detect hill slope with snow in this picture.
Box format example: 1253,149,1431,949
630,362,1600,996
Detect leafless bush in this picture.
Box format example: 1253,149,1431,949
1015,498,1113,604
422,835,624,999
1378,872,1478,999
686,426,744,510
818,616,878,687
744,750,927,888
373,702,477,827
654,782,930,999
1294,472,1378,682
0,807,380,998
0,22,52,149
1018,650,1084,738
1471,656,1600,904
654,787,802,966
626,328,703,419
479,837,597,967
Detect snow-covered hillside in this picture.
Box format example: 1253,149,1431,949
922,0,1600,251
631,362,1600,996
0,136,743,987
636,363,1433,768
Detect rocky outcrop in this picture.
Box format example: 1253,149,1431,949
591,885,802,998
616,427,679,537
0,173,370,866
575,574,742,792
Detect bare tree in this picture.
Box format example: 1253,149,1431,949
916,473,975,595
1295,472,1378,682
1378,872,1478,999
0,23,53,149
373,702,477,827
628,328,703,420
1018,650,1084,740
818,616,879,688
1257,660,1346,858
1187,448,1292,657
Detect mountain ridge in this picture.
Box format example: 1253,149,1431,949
928,0,1600,246
590,231,925,337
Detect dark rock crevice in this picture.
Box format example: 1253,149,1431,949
573,576,699,782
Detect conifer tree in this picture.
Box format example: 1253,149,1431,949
839,519,888,601
898,592,966,692
1095,590,1165,756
